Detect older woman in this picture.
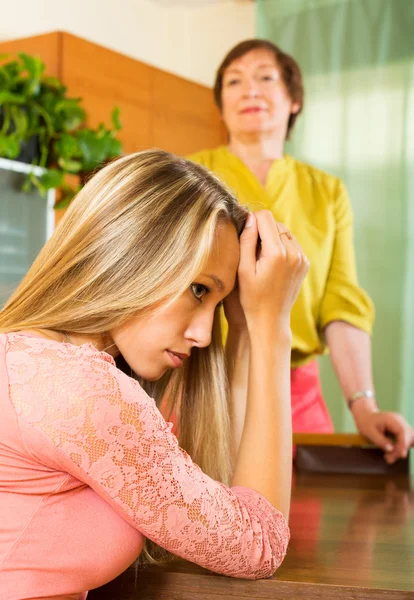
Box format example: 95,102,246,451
189,39,413,464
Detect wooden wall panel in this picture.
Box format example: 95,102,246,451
0,32,61,77
152,69,227,156
60,33,153,153
0,31,226,156
0,29,227,159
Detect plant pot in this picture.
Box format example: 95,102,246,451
15,135,40,164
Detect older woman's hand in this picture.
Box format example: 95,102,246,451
352,407,414,464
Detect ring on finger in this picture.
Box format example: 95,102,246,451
279,230,293,240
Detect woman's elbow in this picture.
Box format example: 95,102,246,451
221,528,290,580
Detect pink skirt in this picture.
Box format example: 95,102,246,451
164,360,334,435
291,360,334,433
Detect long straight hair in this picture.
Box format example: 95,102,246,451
0,151,248,564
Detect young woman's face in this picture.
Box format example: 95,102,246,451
221,48,300,138
110,221,240,381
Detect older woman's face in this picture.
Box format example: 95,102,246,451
221,49,300,138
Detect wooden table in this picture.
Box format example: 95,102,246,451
88,470,414,600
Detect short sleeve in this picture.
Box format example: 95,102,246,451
7,339,289,580
318,180,375,335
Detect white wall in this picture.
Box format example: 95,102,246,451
0,0,255,86
165,1,256,85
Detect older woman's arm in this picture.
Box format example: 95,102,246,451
319,180,413,462
325,320,413,463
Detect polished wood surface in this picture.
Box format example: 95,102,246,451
88,471,414,599
293,432,372,446
293,434,410,475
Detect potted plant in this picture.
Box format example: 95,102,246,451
0,52,122,208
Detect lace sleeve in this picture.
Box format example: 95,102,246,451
7,337,289,580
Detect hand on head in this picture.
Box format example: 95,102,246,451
236,211,309,332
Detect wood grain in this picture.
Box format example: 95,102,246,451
60,33,153,153
293,433,372,446
88,473,414,599
152,68,226,155
0,32,61,77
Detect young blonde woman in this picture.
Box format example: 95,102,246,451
0,150,308,599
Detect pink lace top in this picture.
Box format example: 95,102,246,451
0,332,289,599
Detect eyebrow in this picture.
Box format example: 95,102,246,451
224,64,277,75
202,273,225,292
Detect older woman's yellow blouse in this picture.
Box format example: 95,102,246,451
188,146,374,367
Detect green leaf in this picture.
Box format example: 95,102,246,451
111,106,122,131
10,106,29,137
33,103,55,137
39,168,64,190
96,123,106,137
54,133,81,159
0,51,122,188
0,91,26,104
55,99,86,131
21,176,33,193
77,130,110,171
42,76,65,91
57,157,82,173
18,53,44,82
2,61,20,82
0,134,20,158
107,137,123,157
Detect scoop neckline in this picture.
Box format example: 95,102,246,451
7,330,109,356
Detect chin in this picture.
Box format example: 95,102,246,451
238,123,272,135
144,374,164,382
139,367,169,382
116,355,167,383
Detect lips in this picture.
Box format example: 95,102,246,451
171,351,189,360
240,107,266,114
167,350,189,368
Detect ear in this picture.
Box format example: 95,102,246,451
291,102,301,115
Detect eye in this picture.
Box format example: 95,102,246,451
190,283,210,303
226,78,241,86
261,75,276,82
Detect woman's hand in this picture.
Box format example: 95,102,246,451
352,403,414,464
238,211,309,331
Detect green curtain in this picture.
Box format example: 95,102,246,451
257,0,414,432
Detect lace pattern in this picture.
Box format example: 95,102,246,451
5,333,289,579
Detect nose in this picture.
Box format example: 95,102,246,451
241,76,260,98
185,310,214,349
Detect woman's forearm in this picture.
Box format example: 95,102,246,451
225,326,250,462
326,320,414,461
324,320,377,415
231,322,292,519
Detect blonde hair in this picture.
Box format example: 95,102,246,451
0,149,248,561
